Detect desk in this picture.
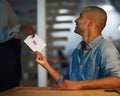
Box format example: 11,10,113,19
0,87,119,96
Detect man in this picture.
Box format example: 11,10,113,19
35,6,120,90
0,0,35,91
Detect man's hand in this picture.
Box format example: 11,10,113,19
34,51,48,67
52,80,82,90
34,51,61,81
52,76,120,90
20,24,35,37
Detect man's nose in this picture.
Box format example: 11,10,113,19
75,19,77,23
75,18,79,23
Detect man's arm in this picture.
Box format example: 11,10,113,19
79,76,120,89
34,51,60,81
53,76,120,90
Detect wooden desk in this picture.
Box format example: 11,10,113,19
0,87,119,96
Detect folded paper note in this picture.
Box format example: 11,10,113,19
24,34,46,52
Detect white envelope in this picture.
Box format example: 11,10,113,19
24,34,46,52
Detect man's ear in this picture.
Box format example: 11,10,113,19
88,19,94,27
88,20,92,28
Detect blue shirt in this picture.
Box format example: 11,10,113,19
58,35,120,83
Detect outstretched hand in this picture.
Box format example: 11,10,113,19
20,24,35,37
34,51,48,67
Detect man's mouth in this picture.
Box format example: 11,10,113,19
75,25,78,29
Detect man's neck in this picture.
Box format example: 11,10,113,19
83,33,99,44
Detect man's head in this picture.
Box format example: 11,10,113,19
74,6,107,37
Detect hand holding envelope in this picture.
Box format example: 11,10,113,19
24,34,46,52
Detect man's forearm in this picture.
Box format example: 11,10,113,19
79,76,120,89
44,63,60,81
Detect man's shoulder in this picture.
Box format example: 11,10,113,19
99,38,117,52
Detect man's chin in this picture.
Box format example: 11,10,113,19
74,30,82,36
74,30,79,34
74,30,77,33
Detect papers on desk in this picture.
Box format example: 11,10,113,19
24,34,46,52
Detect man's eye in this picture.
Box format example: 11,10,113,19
80,15,82,18
80,16,82,19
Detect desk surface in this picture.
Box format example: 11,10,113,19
0,87,120,96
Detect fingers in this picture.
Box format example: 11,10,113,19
52,80,75,90
32,32,35,38
20,24,36,36
34,51,42,59
34,51,47,67
52,82,67,90
34,51,40,55
35,51,46,62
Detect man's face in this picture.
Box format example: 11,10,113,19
74,10,89,36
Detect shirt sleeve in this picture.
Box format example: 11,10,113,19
0,25,21,43
0,0,20,43
56,64,70,84
101,41,120,77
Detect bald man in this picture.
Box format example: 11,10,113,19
35,6,120,90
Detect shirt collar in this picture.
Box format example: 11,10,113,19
77,35,103,50
88,35,103,49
